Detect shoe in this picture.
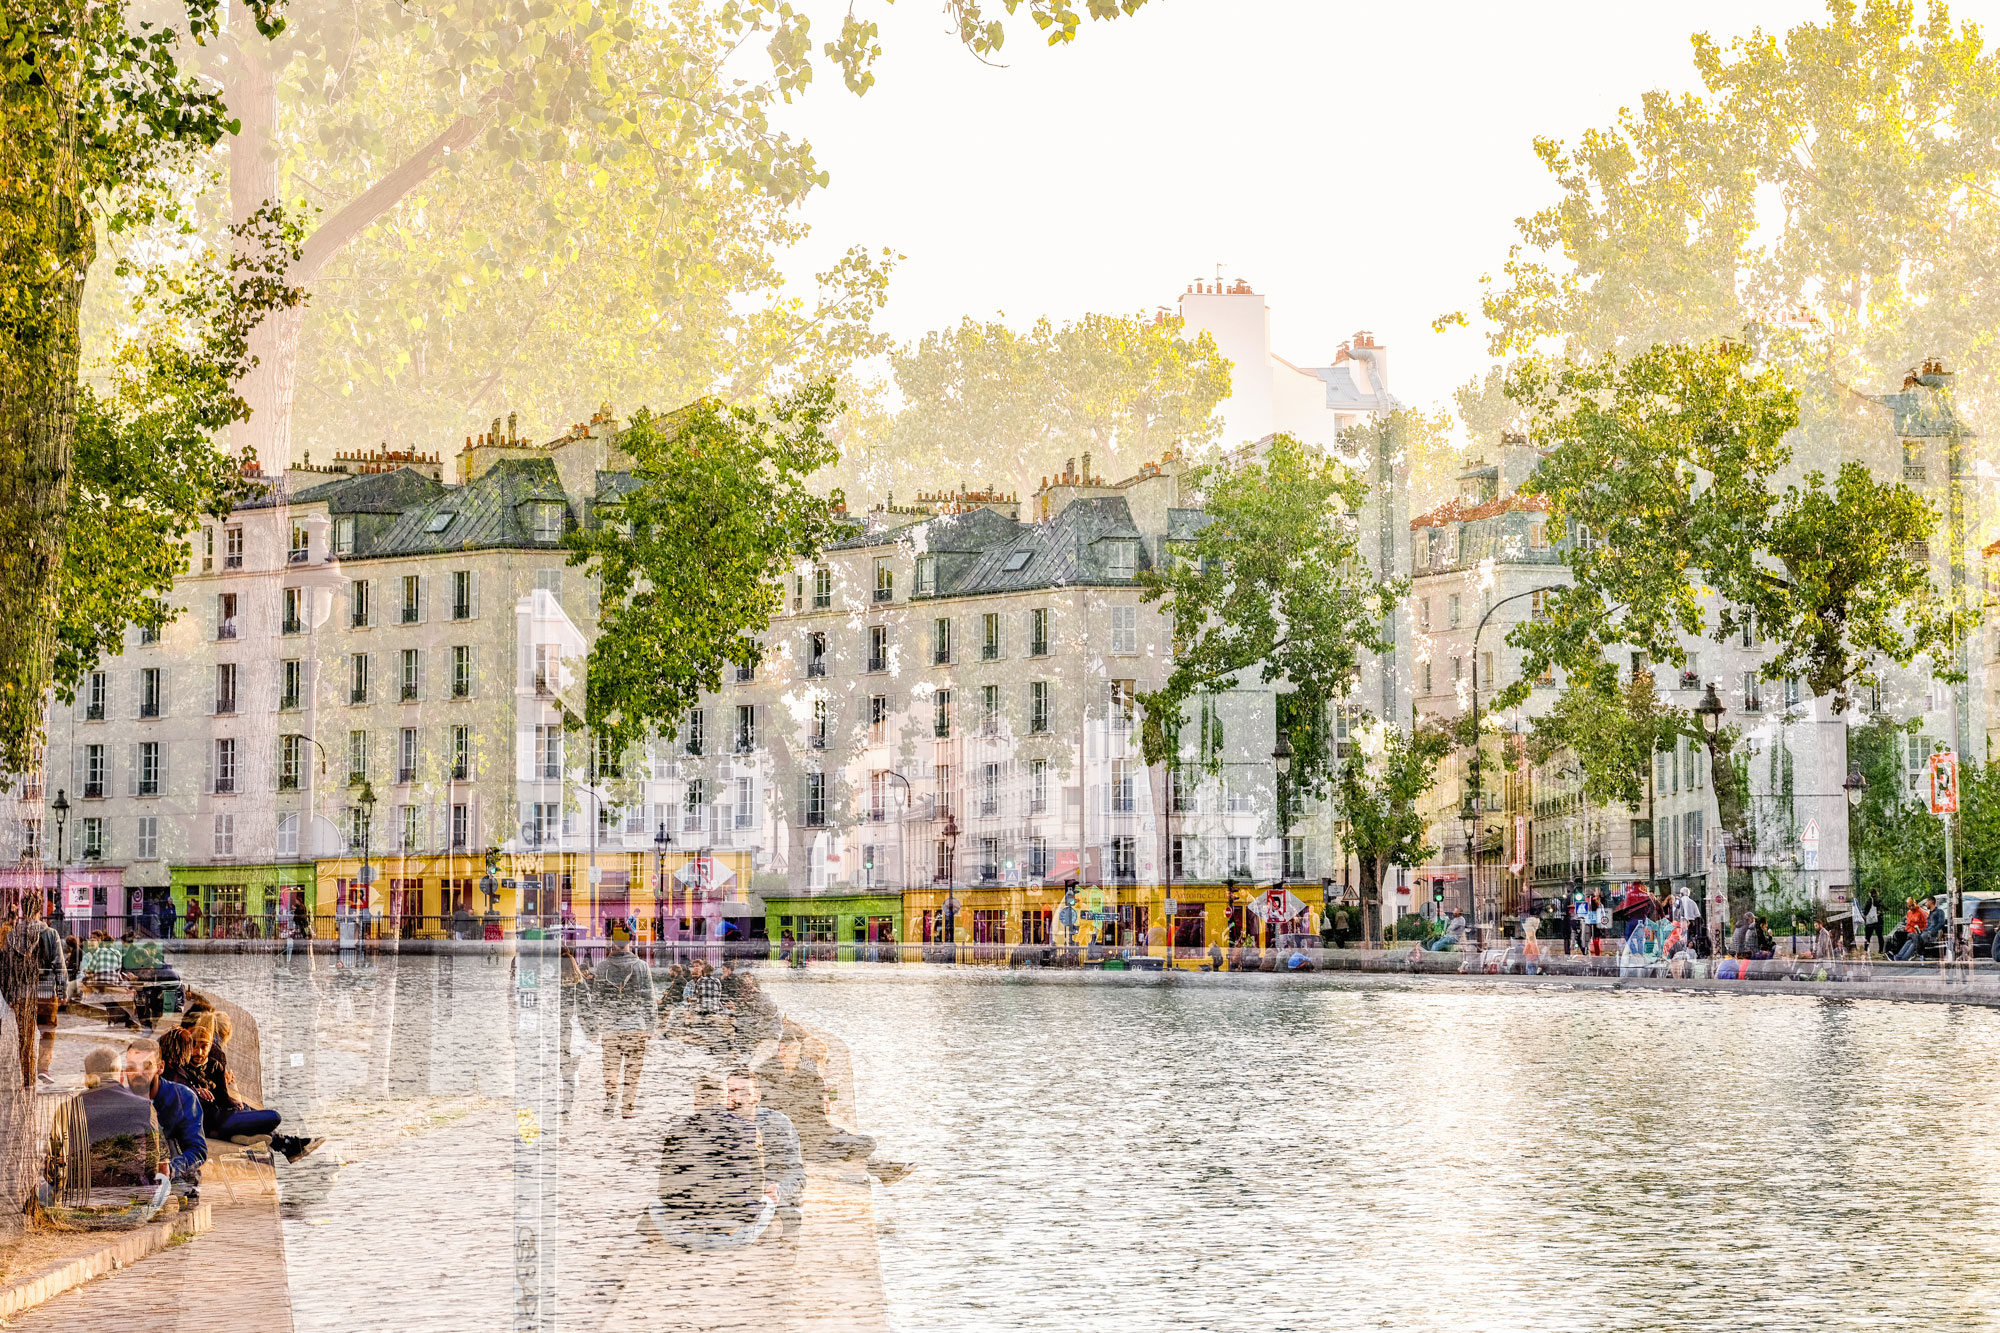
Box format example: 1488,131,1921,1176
283,1137,325,1164
603,1098,616,1116
621,1109,636,1119
866,1159,914,1185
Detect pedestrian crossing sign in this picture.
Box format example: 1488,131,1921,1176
1930,751,1960,815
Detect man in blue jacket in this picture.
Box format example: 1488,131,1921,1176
120,1036,205,1194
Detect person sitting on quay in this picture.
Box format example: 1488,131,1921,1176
754,1025,910,1183
652,1073,773,1246
1893,897,1938,961
164,1015,324,1163
78,1045,169,1192
121,1036,205,1196
121,932,170,1029
1426,912,1467,952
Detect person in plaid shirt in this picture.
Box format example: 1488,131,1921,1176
81,930,127,987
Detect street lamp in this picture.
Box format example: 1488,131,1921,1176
1459,793,1480,931
941,812,960,959
1694,681,1725,738
357,779,377,942
1844,764,1868,807
1270,729,1294,947
50,789,68,937
653,822,674,959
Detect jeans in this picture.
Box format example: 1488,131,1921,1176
214,1107,282,1140
603,1031,649,1111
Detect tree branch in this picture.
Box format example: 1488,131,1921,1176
296,104,497,283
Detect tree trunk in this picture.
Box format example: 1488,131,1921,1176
0,80,91,774
1358,852,1385,947
1704,733,1754,923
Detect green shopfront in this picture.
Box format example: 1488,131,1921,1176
171,862,317,938
765,893,903,962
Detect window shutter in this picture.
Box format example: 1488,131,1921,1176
127,745,138,796
416,648,427,700
157,743,169,795
128,671,140,720
419,576,429,624
203,742,214,795
469,571,480,619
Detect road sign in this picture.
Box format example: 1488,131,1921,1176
1800,817,1820,871
1930,751,1960,815
1056,906,1078,929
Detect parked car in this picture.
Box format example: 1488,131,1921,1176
1961,894,2000,960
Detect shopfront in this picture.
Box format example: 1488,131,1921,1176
0,863,130,936
902,880,1328,965
171,863,315,939
764,892,903,963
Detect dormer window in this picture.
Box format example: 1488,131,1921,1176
334,516,356,556
915,556,936,595
1103,539,1138,580
530,502,564,543
425,512,456,535
1003,550,1032,573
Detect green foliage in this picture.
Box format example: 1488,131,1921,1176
1503,341,1960,715
1135,433,1396,799
1389,912,1437,943
838,311,1230,501
1481,0,2000,417
1525,669,1689,812
570,385,847,755
1847,714,2000,913
1337,721,1453,893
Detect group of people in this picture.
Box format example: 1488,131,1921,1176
3,895,188,1086
553,940,908,1249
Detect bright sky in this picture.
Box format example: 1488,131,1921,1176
774,0,2000,415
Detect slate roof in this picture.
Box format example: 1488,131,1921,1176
292,467,448,515
360,458,571,559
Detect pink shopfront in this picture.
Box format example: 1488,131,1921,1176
0,863,131,933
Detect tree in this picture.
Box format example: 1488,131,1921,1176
837,311,1230,502
177,0,1152,470
1477,0,2000,422
1500,339,1963,910
1846,713,2000,914
0,0,296,773
1336,721,1451,946
1136,433,1397,800
568,385,847,757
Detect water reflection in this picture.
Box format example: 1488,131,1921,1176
174,956,2000,1331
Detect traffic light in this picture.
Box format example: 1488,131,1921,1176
1062,877,1079,909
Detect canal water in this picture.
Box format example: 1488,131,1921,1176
185,954,2000,1331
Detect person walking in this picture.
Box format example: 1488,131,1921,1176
1861,893,1884,956
3,896,68,1086
594,937,655,1118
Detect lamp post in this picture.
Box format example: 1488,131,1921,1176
1272,730,1293,946
1459,794,1480,937
1693,681,1727,939
653,822,673,961
50,789,69,938
941,812,960,962
356,779,377,944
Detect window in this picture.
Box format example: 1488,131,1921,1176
347,730,368,783
531,502,565,543
1111,758,1136,813
279,735,305,790
977,684,998,736
808,631,827,678
1447,593,1462,628
1742,671,1762,713
1111,605,1139,655
979,838,999,882
1030,681,1051,734
451,724,470,781
212,813,236,857
137,742,161,797
213,663,237,715
276,659,301,711
527,803,557,847
982,613,1002,660
223,525,243,569
1170,767,1190,813
1481,651,1494,690
935,765,952,817
425,511,456,535
290,521,310,564
735,658,756,684
453,645,472,697
1450,655,1462,683
1110,835,1136,880
136,816,159,860
1227,836,1252,878
138,602,163,645
276,811,300,858
536,725,563,780
915,556,936,595
870,695,890,744
1029,759,1048,814
934,836,954,883
1028,837,1049,880
536,568,562,599
934,689,952,738
874,557,894,602
1421,661,1433,695
400,648,420,701
803,772,827,827
282,586,305,635
683,779,707,834
82,743,105,798
334,516,356,556
1528,522,1549,551
1003,550,1032,573
1419,598,1432,631
201,527,213,572
811,698,829,750
1170,835,1189,879
452,570,475,619
350,579,371,628
869,625,889,672
216,592,239,640
1030,608,1050,657
1110,680,1136,732
735,704,756,752
350,653,369,704
83,671,107,721
451,804,469,850
212,739,236,794
981,762,1000,817
870,771,892,821
933,617,952,665
813,566,832,609
401,804,423,851
401,574,422,624
684,710,704,757
399,727,418,783
1105,540,1139,580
